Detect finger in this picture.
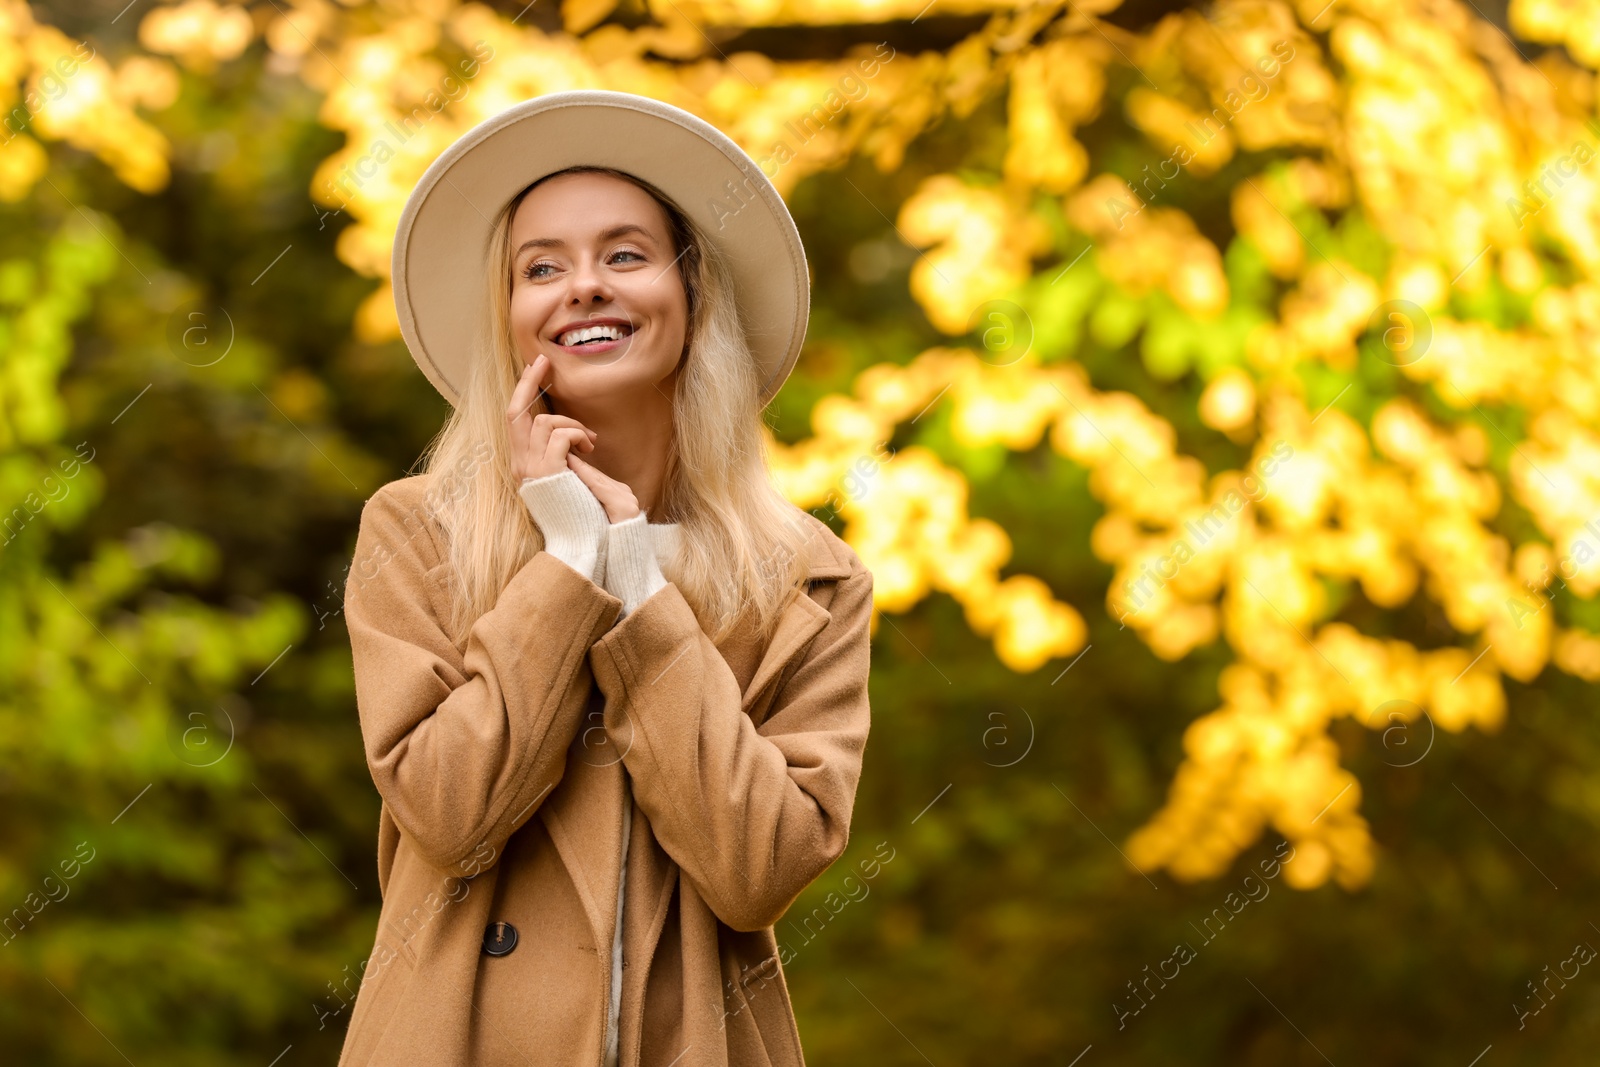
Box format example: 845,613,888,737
568,452,622,495
529,414,598,460
566,454,616,509
567,454,637,521
506,362,547,476
543,427,595,469
528,411,596,437
507,355,545,426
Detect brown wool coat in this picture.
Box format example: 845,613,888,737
337,474,874,1067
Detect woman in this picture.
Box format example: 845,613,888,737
338,91,875,1067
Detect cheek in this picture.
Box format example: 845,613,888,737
669,296,689,342
622,276,688,346
509,291,551,337
661,280,690,341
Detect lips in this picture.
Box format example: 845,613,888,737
553,318,635,351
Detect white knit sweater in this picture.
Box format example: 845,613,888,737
517,468,681,1067
517,468,681,615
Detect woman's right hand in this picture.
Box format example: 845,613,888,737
508,353,598,482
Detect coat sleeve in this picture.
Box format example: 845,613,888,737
586,556,874,932
345,481,623,880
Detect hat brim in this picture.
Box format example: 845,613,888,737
391,90,810,409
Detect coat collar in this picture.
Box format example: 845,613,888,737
791,512,857,583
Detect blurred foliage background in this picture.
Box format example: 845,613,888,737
6,0,1600,1061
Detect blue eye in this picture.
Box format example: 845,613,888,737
520,249,644,281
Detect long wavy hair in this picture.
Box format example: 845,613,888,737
411,164,815,649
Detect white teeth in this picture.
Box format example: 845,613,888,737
558,323,628,346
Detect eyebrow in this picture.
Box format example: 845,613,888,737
515,223,657,256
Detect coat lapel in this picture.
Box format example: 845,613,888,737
537,700,625,956
538,524,852,972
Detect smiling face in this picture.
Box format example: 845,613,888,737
507,169,690,409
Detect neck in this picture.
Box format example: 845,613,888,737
549,383,675,517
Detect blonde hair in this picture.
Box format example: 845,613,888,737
412,165,815,649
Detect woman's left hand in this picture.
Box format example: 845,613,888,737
566,451,642,523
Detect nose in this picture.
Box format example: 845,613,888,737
567,257,611,307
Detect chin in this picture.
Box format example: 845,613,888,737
550,358,676,397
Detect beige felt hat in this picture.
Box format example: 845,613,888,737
391,89,810,408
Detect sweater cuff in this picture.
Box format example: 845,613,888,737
603,512,668,618
519,469,608,583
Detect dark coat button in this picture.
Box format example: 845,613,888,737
482,921,519,957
